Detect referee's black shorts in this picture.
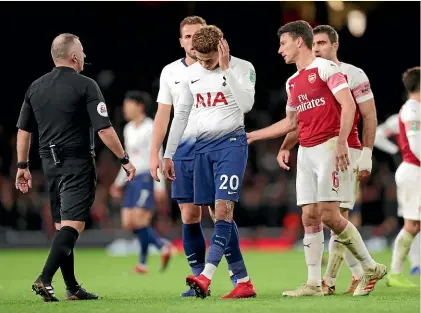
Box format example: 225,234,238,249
42,157,97,223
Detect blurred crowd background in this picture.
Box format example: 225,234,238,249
0,1,419,247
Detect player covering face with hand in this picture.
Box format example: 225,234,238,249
162,25,257,299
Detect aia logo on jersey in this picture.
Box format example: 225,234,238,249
308,73,316,83
196,92,228,108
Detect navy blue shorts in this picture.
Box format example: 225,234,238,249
194,145,248,205
122,173,154,210
171,159,194,204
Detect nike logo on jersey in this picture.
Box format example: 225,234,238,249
175,81,180,84
191,79,200,84
228,191,237,195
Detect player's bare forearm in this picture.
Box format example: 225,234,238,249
17,129,31,162
280,129,299,150
250,112,297,142
98,126,125,159
359,99,377,149
151,104,172,156
335,88,356,142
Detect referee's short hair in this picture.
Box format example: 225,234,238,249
124,90,152,111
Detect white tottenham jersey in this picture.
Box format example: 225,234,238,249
114,117,165,190
164,56,256,158
157,58,196,160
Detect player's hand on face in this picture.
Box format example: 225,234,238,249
162,158,176,181
150,154,162,182
335,140,350,172
123,162,136,182
218,39,230,71
277,149,291,171
15,168,32,193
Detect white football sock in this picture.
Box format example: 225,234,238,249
391,229,415,274
409,233,420,269
304,231,324,287
202,263,217,280
344,249,364,280
323,233,345,287
337,221,376,271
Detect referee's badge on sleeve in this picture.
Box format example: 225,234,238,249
97,102,108,117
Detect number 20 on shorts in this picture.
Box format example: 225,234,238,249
219,174,239,191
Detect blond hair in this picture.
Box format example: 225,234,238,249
179,16,207,37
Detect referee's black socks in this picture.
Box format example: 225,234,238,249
39,226,79,285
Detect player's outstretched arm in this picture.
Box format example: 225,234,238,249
247,110,297,144
374,115,399,154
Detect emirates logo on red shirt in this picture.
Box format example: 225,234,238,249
308,73,316,83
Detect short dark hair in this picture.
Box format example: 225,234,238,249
313,25,339,44
402,67,420,93
277,20,313,49
192,25,223,53
124,90,152,109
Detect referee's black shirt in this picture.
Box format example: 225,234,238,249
16,66,112,158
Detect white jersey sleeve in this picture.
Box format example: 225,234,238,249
401,101,421,160
317,59,349,94
374,114,399,154
348,68,374,104
157,66,173,105
163,78,194,159
224,61,256,113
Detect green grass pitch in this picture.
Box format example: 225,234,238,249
0,249,419,313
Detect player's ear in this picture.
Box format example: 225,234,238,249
179,37,183,48
333,42,339,51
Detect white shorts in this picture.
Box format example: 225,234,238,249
395,162,420,221
296,136,352,206
340,148,362,210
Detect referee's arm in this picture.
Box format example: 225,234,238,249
85,79,136,181
15,89,36,193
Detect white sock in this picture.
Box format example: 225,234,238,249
202,263,217,280
228,270,234,277
409,233,420,268
391,229,415,274
323,233,345,287
344,249,364,280
237,276,250,283
337,221,376,271
303,231,324,287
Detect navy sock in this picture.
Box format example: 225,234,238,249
147,227,164,250
224,220,248,280
182,223,206,276
207,220,232,267
135,228,149,265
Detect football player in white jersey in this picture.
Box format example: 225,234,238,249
162,25,257,299
374,115,420,276
247,20,385,297
150,16,240,297
311,25,378,295
386,67,420,287
110,91,172,274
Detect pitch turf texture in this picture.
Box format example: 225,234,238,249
1,249,419,313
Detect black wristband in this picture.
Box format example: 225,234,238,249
119,152,130,165
17,161,29,169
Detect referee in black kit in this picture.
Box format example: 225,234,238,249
15,33,136,302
